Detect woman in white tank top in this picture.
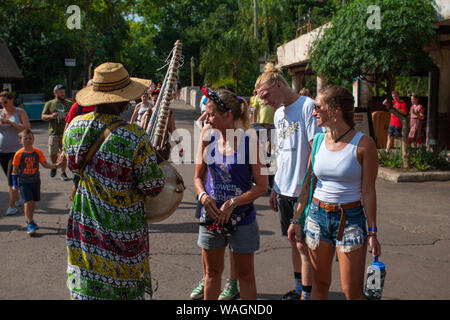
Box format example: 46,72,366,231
130,92,151,126
288,85,381,300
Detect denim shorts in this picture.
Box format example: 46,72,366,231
388,124,402,138
197,219,260,254
304,201,368,253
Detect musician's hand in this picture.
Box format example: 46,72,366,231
202,195,221,221
155,144,171,163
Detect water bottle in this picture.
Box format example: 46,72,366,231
364,256,386,300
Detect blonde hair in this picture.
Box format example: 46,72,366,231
299,87,311,97
254,63,290,90
213,88,250,130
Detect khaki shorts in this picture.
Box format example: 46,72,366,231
48,135,63,156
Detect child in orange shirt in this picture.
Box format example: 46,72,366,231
12,130,61,235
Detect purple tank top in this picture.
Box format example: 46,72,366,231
203,133,256,225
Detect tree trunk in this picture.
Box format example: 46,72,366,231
401,117,410,168
380,72,410,168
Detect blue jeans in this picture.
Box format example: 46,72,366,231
304,201,368,253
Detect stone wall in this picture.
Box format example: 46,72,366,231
180,86,202,112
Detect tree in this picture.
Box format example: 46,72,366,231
310,0,438,168
200,30,257,94
0,0,135,96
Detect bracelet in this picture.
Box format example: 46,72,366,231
198,191,207,202
290,218,301,225
368,232,377,237
230,198,237,208
368,227,378,232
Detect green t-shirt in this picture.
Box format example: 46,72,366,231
42,98,73,136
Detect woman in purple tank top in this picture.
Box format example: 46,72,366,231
194,87,267,300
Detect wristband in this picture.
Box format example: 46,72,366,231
12,174,18,190
198,191,207,202
230,198,237,208
290,218,301,225
368,227,378,232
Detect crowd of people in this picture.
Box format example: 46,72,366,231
1,60,409,301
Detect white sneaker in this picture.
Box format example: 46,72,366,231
6,207,18,216
15,199,23,207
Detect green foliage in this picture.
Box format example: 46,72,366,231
310,0,438,85
378,148,450,171
395,76,429,97
211,77,235,90
410,148,450,171
378,149,404,169
0,0,134,97
0,0,345,98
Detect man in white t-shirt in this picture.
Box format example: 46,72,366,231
256,68,323,300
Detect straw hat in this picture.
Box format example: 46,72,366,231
76,62,151,106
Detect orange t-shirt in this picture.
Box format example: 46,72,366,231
12,147,46,183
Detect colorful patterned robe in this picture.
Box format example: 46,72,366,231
63,113,164,300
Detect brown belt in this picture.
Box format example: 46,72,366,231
312,197,361,241
312,197,361,213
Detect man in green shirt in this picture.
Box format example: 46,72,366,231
42,84,72,180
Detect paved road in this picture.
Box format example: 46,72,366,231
0,100,449,300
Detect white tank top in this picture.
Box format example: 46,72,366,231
136,103,151,124
313,131,363,203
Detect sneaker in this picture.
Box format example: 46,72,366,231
219,279,239,300
61,172,71,181
190,278,205,300
50,168,57,178
281,289,302,300
6,207,18,216
27,221,38,235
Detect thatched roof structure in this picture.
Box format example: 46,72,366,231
0,38,23,81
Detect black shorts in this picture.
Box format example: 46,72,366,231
388,124,402,138
276,193,299,237
19,181,41,203
0,152,15,186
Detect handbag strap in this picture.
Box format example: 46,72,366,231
311,132,326,169
298,132,326,225
79,119,128,176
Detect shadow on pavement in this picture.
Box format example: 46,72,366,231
28,226,66,237
149,222,199,234
257,291,346,300
0,224,23,232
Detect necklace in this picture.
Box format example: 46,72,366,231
333,127,352,143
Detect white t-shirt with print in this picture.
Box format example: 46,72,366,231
273,96,324,197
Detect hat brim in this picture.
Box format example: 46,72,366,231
76,77,151,106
